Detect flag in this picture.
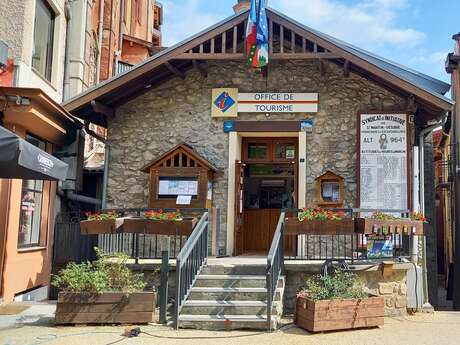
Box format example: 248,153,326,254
245,0,257,60
246,0,269,68
255,0,269,67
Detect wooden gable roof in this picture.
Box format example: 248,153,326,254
64,7,453,128
140,143,217,173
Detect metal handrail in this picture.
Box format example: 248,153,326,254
174,212,209,329
266,212,285,332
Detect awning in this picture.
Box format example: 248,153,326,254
0,126,68,181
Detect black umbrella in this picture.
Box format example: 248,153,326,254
0,126,68,180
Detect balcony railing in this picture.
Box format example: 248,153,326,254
117,61,134,75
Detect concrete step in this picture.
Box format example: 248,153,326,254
195,275,267,288
201,265,267,276
178,314,277,330
188,287,283,301
181,300,281,316
195,275,285,288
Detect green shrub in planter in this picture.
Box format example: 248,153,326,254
299,269,367,301
52,248,146,294
296,269,384,332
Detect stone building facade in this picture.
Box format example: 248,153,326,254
107,59,406,251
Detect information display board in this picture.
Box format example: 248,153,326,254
358,113,409,211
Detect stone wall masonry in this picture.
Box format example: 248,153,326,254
108,59,407,252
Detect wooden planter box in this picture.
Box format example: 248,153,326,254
355,218,424,235
79,219,124,235
285,217,355,235
55,291,156,325
122,217,198,236
295,295,384,332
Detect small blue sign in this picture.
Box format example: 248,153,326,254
223,121,235,133
301,119,313,132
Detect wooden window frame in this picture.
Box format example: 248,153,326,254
32,0,56,82
149,167,209,209
315,171,345,208
17,136,51,249
243,138,298,163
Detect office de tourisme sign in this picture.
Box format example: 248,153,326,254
238,93,318,113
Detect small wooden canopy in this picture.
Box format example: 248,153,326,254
315,170,344,181
140,143,217,173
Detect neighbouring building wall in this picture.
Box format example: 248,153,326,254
0,0,68,102
107,60,406,251
67,0,163,170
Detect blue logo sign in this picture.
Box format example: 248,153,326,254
214,91,235,113
223,121,235,133
301,119,313,132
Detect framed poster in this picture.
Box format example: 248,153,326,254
358,113,410,212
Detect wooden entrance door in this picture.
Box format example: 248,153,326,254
243,209,280,253
237,137,298,255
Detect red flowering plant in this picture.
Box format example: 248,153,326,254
85,211,119,221
144,209,182,221
410,212,427,222
298,206,346,222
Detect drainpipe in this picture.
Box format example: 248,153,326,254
58,188,102,205
418,116,447,309
101,143,110,209
114,0,125,75
96,0,105,83
63,1,71,100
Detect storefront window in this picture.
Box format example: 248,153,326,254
18,136,46,248
321,181,340,202
32,0,55,81
275,143,296,160
248,143,268,160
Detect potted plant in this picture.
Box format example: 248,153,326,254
53,249,155,325
285,207,354,235
355,211,426,235
295,269,384,332
80,211,123,235
123,209,197,235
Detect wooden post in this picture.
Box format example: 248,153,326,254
159,237,170,324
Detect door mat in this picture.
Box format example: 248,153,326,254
0,304,30,315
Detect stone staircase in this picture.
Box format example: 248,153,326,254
177,262,285,330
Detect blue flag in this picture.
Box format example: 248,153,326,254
256,0,269,67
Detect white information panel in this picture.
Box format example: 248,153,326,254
359,114,408,211
158,180,198,196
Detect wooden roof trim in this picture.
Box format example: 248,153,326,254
267,10,453,111
122,34,154,48
140,143,217,173
63,11,249,112
0,86,78,128
315,170,344,180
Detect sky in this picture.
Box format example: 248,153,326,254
160,0,459,87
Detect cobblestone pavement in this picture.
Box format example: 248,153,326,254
1,312,459,345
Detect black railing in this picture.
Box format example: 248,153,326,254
96,208,206,261
286,233,411,262
283,208,414,262
175,212,209,329
266,212,285,332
